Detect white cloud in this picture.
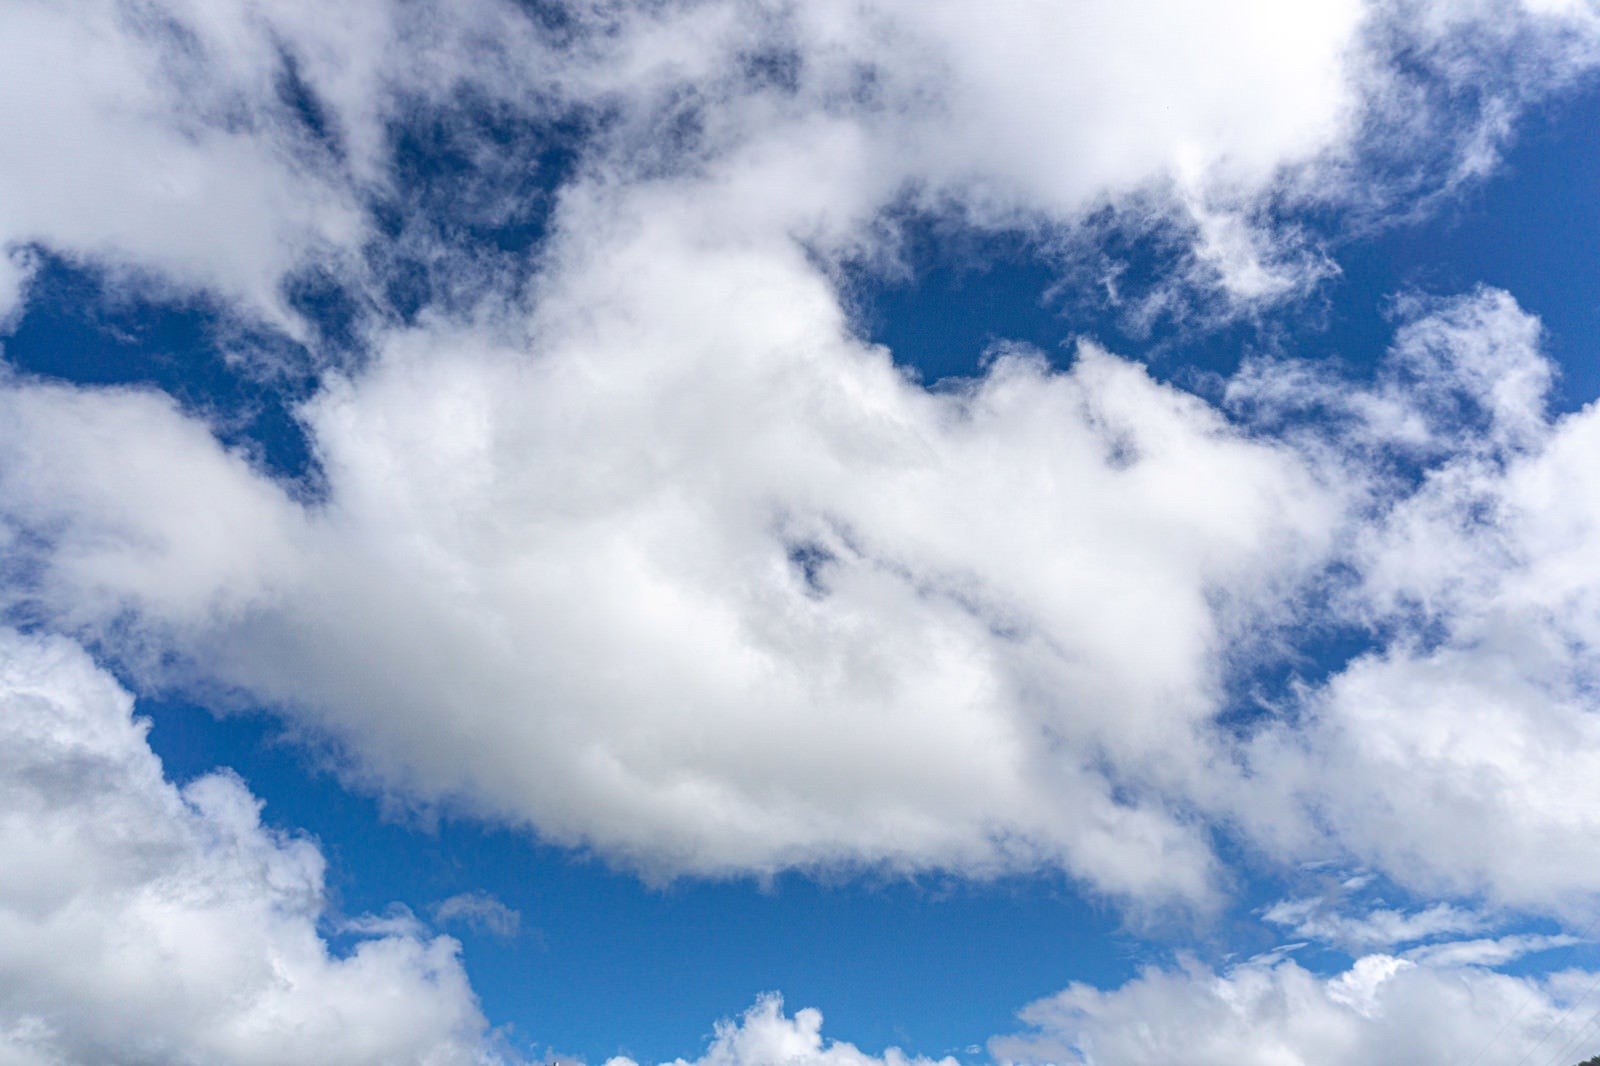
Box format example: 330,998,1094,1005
0,0,549,329
6,0,1597,333
1405,933,1581,968
8,15,1600,1064
0,246,33,328
0,626,507,1065
6,259,1600,923
606,996,956,1066
991,951,1600,1066
4,0,1600,915
1229,290,1600,911
1262,898,1490,950
0,282,1340,901
545,0,1600,314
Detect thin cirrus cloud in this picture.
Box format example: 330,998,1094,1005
4,1,1600,1064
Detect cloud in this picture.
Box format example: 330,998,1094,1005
4,1,1600,916
0,627,508,1065
9,8,1600,1059
5,281,1600,919
1405,933,1582,968
0,0,551,331
6,0,1598,337
540,0,1600,319
1229,290,1600,912
434,893,523,939
1262,898,1490,950
606,996,956,1066
0,246,33,327
991,951,1600,1066
0,308,1336,901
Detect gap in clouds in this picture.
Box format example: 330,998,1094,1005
842,204,1316,392
849,62,1600,411
367,91,587,326
845,225,1066,386
135,694,1147,1066
0,253,324,494
844,72,1600,762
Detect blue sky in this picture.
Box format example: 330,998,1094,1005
7,3,1600,1065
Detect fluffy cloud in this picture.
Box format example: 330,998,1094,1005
0,627,506,1065
0,269,1338,900
8,0,1596,334
6,262,1600,920
546,0,1600,314
991,949,1600,1066
1228,290,1600,911
585,954,1600,1066
5,0,1600,912
9,2,1600,1058
607,996,955,1066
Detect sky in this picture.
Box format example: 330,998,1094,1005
7,1,1600,1064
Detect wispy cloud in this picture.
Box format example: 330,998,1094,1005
433,892,523,939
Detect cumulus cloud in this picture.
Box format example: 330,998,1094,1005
4,0,1600,916
606,996,956,1066
1227,289,1600,912
0,286,1339,901
6,0,1597,336
10,2,1600,1059
584,959,1600,1066
6,270,1600,921
991,951,1600,1066
0,627,507,1065
540,0,1600,317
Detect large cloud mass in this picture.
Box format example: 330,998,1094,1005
2,0,1600,909
0,290,1337,900
7,1,1600,1059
